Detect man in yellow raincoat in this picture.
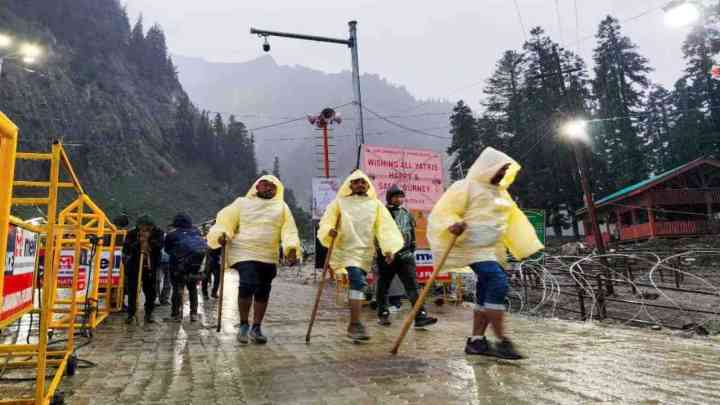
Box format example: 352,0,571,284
207,175,301,344
318,170,404,340
429,147,543,359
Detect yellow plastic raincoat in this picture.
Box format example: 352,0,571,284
428,147,543,271
207,175,301,266
317,170,404,273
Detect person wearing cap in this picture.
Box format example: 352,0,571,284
375,185,437,328
122,215,164,324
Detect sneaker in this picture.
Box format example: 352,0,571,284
494,339,524,360
125,316,135,325
202,291,210,300
377,310,391,326
211,291,219,299
250,325,268,344
465,337,491,355
237,324,250,344
144,315,156,324
190,313,198,323
414,311,438,328
347,322,370,341
158,300,170,306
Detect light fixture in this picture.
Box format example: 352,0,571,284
562,120,589,142
19,43,41,59
663,0,701,28
0,34,12,48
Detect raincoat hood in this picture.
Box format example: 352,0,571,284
171,213,193,229
385,184,405,204
339,170,377,199
246,175,285,201
467,147,521,189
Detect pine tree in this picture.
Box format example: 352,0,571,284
592,15,653,188
145,23,172,82
175,94,196,155
643,85,673,172
447,100,479,180
129,15,145,65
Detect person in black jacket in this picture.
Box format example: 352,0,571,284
122,215,164,324
376,185,437,328
202,248,221,300
164,213,203,322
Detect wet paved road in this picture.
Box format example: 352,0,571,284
56,270,719,404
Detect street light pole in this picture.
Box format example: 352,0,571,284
250,21,366,166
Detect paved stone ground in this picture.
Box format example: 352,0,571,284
4,270,719,404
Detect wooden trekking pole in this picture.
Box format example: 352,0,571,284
391,235,458,355
216,243,227,333
134,252,146,324
305,216,341,343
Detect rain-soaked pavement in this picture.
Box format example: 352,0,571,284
44,270,720,404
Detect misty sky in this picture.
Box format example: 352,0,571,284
124,0,693,111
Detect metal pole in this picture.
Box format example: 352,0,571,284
323,125,330,178
0,57,4,76
349,21,365,168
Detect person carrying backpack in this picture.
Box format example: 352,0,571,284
164,213,207,323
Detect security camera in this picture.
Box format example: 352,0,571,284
263,37,270,52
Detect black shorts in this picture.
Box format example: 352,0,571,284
232,261,278,286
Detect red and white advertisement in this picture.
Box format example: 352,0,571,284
2,225,38,325
98,250,122,287
58,249,90,291
361,145,444,211
414,249,450,284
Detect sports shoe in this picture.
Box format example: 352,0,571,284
347,322,370,340
202,291,210,300
190,313,198,322
125,316,135,325
377,310,392,326
465,337,491,355
237,324,250,344
211,291,219,299
414,311,438,328
250,325,268,344
494,339,524,360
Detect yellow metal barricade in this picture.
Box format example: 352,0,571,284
1,132,120,404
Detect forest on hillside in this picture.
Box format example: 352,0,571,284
448,6,720,236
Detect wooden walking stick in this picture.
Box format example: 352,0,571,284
305,216,341,343
216,243,227,333
134,252,146,325
390,235,458,355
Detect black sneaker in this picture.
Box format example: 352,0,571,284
414,311,438,328
377,310,391,326
494,339,524,360
145,315,156,324
347,322,370,340
190,313,198,322
465,337,491,355
202,291,210,300
125,316,135,325
250,325,268,344
211,291,219,299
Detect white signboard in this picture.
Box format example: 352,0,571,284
312,177,340,220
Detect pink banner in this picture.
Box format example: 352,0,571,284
361,145,444,211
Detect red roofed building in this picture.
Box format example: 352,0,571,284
578,158,720,246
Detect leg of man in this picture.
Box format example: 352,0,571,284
465,262,491,355
396,258,437,327
233,262,259,343
249,262,277,344
160,265,171,304
375,260,396,324
125,268,138,322
211,262,221,297
170,271,183,319
346,267,369,340
187,276,199,321
142,268,157,323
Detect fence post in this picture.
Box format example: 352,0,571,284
596,275,607,320
577,287,586,321
626,259,636,295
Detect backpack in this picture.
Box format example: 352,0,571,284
173,228,208,274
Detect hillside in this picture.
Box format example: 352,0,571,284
174,54,455,206
0,1,261,228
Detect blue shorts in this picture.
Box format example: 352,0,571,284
346,266,367,291
470,261,509,311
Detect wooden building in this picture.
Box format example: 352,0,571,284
578,158,720,245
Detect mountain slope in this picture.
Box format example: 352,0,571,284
174,54,454,206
